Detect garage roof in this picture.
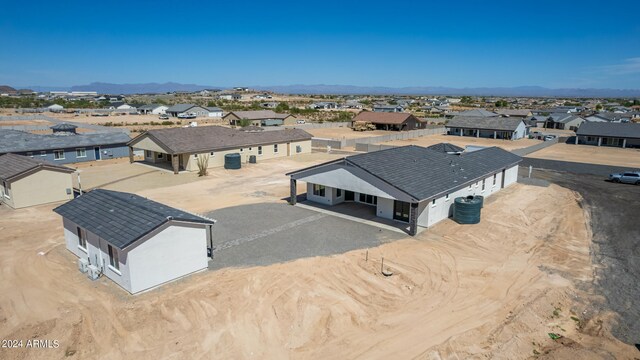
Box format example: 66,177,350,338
446,116,525,131
289,145,521,202
353,112,416,125
0,153,75,181
53,189,215,249
576,122,640,139
0,130,131,154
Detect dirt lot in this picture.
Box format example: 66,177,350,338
382,133,542,151
527,143,640,168
305,127,392,140
0,154,636,358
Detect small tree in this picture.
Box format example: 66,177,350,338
197,154,209,177
238,118,252,127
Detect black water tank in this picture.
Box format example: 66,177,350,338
453,195,482,224
224,153,241,169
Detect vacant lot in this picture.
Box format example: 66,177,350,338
0,156,635,359
526,142,640,168
305,127,392,140
382,133,541,151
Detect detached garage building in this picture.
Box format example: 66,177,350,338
446,116,528,140
54,189,215,294
128,126,313,174
288,145,521,235
574,122,640,148
352,112,421,131
0,154,75,209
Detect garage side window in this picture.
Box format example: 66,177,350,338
108,244,120,271
54,150,65,160
274,144,279,153
77,226,87,249
312,184,325,197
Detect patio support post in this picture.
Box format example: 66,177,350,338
289,179,297,205
476,129,479,138
493,131,497,139
172,154,179,174
598,137,602,147
128,146,134,163
622,138,627,148
574,135,579,145
409,202,418,236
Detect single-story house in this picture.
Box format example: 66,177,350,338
0,129,131,164
50,123,78,134
261,102,280,109
426,142,464,154
138,104,169,115
308,102,337,110
586,112,632,123
0,154,75,209
352,112,421,131
128,126,313,174
287,145,521,235
53,189,215,294
494,109,533,118
207,107,223,117
166,104,210,118
217,94,242,101
446,116,528,140
543,114,585,131
574,122,640,148
224,110,296,127
372,104,405,113
47,104,64,112
455,109,498,117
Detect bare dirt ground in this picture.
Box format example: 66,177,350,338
382,133,542,151
305,127,391,140
527,143,640,168
0,155,636,358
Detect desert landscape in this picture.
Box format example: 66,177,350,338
0,154,637,359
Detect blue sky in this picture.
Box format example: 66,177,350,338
1,0,639,89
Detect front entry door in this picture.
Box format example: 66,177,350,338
393,200,410,222
345,191,355,201
94,147,101,160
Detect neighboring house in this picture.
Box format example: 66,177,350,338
116,104,135,110
217,94,242,101
586,112,632,123
372,104,405,113
0,129,131,164
455,109,498,117
494,109,533,118
543,114,585,131
128,126,313,174
287,145,521,235
47,104,64,112
224,110,296,127
261,102,280,109
0,154,75,209
574,122,640,148
426,143,464,154
253,94,273,100
308,102,337,110
207,107,223,117
138,104,169,115
341,100,363,109
166,104,210,118
352,112,421,131
53,189,215,294
50,123,78,134
446,116,528,140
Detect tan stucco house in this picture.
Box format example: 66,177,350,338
127,125,313,174
0,153,75,209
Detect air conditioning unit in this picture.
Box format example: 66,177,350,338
78,258,89,273
87,265,100,280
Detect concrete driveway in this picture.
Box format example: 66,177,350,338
205,203,406,270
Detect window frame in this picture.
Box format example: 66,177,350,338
258,146,263,155
75,148,87,158
77,226,87,251
53,149,65,160
273,144,278,153
108,244,120,272
40,151,46,157
312,184,325,197
493,174,497,186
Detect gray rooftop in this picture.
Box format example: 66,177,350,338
447,116,525,131
166,104,204,113
290,145,521,202
456,109,498,117
426,143,465,153
225,110,291,120
576,122,640,139
0,153,74,181
0,130,131,154
53,189,214,249
138,104,165,110
50,123,78,131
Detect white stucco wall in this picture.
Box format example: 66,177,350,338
376,197,394,220
503,165,518,187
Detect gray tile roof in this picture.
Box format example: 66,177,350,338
50,123,78,131
138,104,164,111
588,112,632,122
447,116,524,131
576,122,640,139
456,109,498,117
53,189,214,249
426,142,465,153
494,109,532,117
166,104,206,113
130,125,312,154
290,145,521,202
225,110,291,120
0,130,131,154
0,153,74,181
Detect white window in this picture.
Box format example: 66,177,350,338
145,150,151,158
108,244,120,271
76,148,86,158
431,198,436,207
337,188,342,197
296,145,302,153
493,174,497,186
2,181,10,199
76,226,87,250
312,184,325,197
468,184,472,190
258,146,263,155
53,150,65,160
40,151,46,157
445,194,450,201
274,144,278,153
482,179,486,192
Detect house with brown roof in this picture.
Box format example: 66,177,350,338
352,112,422,131
0,153,75,209
223,110,296,127
127,126,313,174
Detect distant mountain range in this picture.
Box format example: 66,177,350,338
18,82,640,97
